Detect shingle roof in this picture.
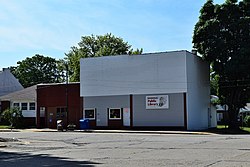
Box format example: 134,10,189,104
0,68,23,96
0,85,36,102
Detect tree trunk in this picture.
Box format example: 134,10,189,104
228,106,240,130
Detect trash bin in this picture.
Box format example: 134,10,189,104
79,119,89,130
57,120,63,131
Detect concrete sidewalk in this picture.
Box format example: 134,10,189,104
0,128,215,135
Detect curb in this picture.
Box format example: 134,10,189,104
0,129,215,135
75,130,215,135
0,130,20,132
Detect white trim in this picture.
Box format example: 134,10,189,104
109,108,122,120
84,108,96,120
11,101,37,117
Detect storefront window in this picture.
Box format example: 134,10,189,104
21,103,28,110
109,108,121,120
84,109,95,119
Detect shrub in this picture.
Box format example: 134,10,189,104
1,107,23,128
243,116,250,127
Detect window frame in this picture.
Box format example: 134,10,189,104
56,107,66,119
109,108,122,120
29,102,36,110
21,103,28,111
84,108,96,120
13,102,20,108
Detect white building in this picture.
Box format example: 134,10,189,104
0,85,37,127
80,51,214,130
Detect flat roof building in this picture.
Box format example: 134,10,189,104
80,50,214,130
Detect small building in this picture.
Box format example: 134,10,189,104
0,85,37,127
80,51,212,130
1,82,82,129
36,83,82,129
239,103,250,118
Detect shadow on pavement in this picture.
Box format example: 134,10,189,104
0,150,101,167
206,128,250,135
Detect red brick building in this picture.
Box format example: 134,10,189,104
36,83,83,129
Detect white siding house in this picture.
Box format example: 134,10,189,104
0,85,37,127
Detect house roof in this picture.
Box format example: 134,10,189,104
0,68,23,96
0,85,36,102
37,82,80,86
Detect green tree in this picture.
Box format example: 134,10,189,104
1,107,23,128
11,54,62,88
210,70,219,96
193,0,250,129
65,33,143,82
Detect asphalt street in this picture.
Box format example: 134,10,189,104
1,131,250,167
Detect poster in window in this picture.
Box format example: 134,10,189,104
146,95,169,109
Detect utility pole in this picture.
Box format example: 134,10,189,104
65,62,69,127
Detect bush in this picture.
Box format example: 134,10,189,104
1,107,23,128
243,116,250,127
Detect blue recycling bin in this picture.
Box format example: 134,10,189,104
79,119,89,130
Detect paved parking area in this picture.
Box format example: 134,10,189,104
1,131,250,167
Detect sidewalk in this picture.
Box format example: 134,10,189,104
0,128,215,135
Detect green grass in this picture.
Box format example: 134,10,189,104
217,125,228,129
240,127,250,133
0,125,11,129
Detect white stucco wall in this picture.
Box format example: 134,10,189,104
80,51,188,97
186,52,210,130
80,51,210,130
133,93,185,127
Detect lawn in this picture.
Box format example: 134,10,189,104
241,127,250,133
0,125,11,129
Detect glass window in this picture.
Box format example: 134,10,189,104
84,109,95,119
29,102,35,110
109,108,121,120
13,103,20,108
56,108,66,118
21,103,28,110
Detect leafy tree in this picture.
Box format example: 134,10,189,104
65,33,143,82
56,58,69,83
1,107,23,128
193,0,250,129
210,71,219,96
10,54,62,88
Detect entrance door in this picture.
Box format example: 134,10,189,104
108,108,123,128
83,108,96,127
123,108,130,126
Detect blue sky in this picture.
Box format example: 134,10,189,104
0,0,225,68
